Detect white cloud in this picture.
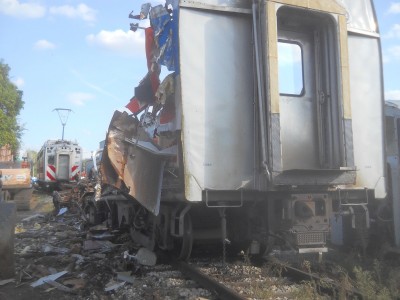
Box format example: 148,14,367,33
49,3,96,23
34,39,56,50
386,90,400,100
69,68,120,101
385,24,400,39
67,92,95,106
86,29,145,57
12,77,24,88
0,0,46,18
388,2,400,14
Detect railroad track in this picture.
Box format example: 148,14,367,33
170,255,364,300
175,261,247,300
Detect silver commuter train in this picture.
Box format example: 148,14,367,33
37,139,82,190
88,0,391,259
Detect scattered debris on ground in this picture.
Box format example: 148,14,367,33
0,192,213,300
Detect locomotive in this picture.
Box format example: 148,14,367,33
36,140,82,191
85,0,393,260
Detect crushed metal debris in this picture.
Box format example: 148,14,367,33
30,271,68,287
10,191,162,298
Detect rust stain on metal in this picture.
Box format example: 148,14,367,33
100,111,166,215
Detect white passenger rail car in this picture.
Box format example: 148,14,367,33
85,0,393,260
37,140,82,190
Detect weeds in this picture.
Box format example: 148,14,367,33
242,251,400,300
291,280,324,300
336,268,353,300
240,250,251,266
353,265,392,300
386,268,400,299
250,280,275,300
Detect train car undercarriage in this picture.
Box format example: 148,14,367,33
79,185,376,261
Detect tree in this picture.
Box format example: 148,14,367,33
25,149,38,176
0,60,24,156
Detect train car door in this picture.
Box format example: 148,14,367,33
58,154,70,180
278,29,317,169
276,6,343,171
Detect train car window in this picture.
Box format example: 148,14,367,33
278,41,304,96
48,155,55,165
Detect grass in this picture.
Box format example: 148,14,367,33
352,260,399,300
252,255,400,300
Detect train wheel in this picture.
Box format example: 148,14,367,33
174,213,193,261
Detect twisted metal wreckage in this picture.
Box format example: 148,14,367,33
55,0,185,255
103,1,181,215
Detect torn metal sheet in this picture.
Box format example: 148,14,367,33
56,207,68,216
0,278,15,286
104,280,125,292
116,272,135,284
88,231,115,240
101,111,176,215
19,245,32,255
149,4,179,72
22,214,45,222
31,270,67,287
43,245,69,255
125,139,177,156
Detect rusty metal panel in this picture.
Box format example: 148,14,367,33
0,168,31,188
100,111,168,215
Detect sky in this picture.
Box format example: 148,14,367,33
0,0,399,159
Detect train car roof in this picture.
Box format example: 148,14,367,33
41,139,81,147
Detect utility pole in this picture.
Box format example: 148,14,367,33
53,108,72,140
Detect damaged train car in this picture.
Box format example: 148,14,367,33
88,0,390,259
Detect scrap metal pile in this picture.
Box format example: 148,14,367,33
52,179,96,216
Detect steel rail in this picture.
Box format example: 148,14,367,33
175,261,247,300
